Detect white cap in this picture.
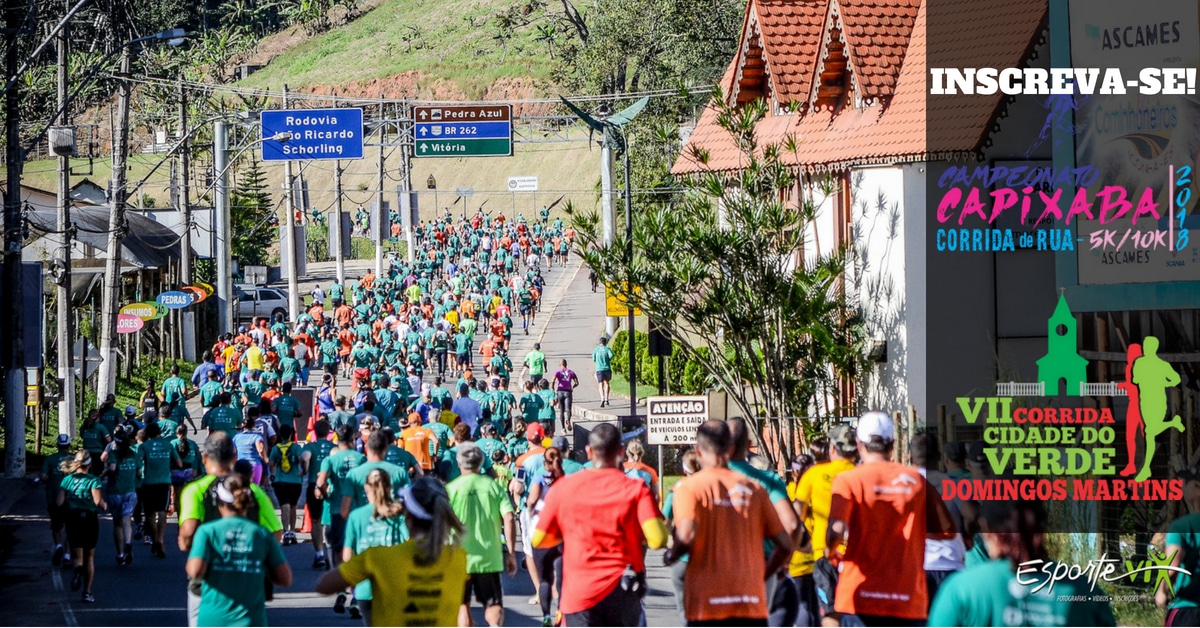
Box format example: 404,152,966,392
856,411,895,443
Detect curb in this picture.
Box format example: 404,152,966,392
514,259,584,383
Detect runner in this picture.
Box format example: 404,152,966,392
58,451,105,603
171,424,201,520
271,425,304,545
666,420,792,627
526,446,566,626
318,423,367,616
41,434,73,567
794,425,858,627
233,416,269,485
663,448,701,626
137,422,181,559
826,412,956,627
448,442,518,626
302,419,337,569
178,433,284,627
591,337,614,408
342,469,410,626
552,360,578,433
316,476,469,628
531,422,667,626
185,473,293,627
103,424,140,566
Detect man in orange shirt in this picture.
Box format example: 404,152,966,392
826,412,956,627
398,412,437,471
335,302,354,328
666,420,792,626
308,301,324,326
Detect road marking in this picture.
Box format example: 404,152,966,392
51,565,78,627
73,607,186,613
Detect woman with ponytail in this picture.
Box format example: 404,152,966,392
58,450,105,603
342,469,409,625
316,476,467,627
927,500,1115,627
185,473,292,627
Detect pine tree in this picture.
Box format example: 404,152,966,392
229,158,275,266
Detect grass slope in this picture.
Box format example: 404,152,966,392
240,0,556,98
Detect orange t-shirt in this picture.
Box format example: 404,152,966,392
672,467,783,622
308,305,324,326
335,305,354,327
828,461,948,620
337,329,355,356
399,425,436,470
461,300,475,319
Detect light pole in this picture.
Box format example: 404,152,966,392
212,125,293,335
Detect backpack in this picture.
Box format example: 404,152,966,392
277,443,297,473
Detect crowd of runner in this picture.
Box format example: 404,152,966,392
37,204,1193,627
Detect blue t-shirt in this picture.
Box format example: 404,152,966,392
233,431,265,464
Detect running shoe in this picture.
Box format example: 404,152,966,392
312,555,327,570
51,545,64,567
542,616,553,627
348,603,362,620
333,592,346,614
528,595,539,605
81,593,95,604
153,542,166,559
116,553,125,566
70,568,82,592
143,535,152,545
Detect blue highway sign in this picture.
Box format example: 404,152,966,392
413,104,513,158
261,108,364,161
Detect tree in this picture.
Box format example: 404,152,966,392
230,158,277,266
572,94,868,467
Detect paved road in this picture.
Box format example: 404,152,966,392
0,254,681,627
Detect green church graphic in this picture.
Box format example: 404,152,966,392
1036,294,1089,396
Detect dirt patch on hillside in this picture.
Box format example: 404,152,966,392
239,0,388,69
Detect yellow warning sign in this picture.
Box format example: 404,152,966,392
605,282,642,317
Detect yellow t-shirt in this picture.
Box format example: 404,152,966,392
789,459,855,577
244,346,265,371
339,541,468,627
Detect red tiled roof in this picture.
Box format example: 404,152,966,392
837,0,920,102
754,0,829,104
674,0,1047,175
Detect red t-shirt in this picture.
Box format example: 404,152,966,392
534,468,661,614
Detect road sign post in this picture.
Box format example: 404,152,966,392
413,105,513,158
261,108,365,161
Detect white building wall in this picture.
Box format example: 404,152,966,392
849,165,909,413
800,178,837,267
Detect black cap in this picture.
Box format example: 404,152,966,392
944,441,967,463
966,440,987,464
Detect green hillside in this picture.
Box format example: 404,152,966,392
239,0,556,99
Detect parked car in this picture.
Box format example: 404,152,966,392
234,285,290,323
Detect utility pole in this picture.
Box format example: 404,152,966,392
623,137,636,424
214,122,232,335
177,77,195,360
400,100,414,263
3,0,27,476
600,128,616,339
375,137,384,277
54,0,74,437
333,160,345,286
96,45,132,401
282,85,300,323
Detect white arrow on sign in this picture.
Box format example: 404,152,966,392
420,144,428,153
419,110,427,120
419,127,428,136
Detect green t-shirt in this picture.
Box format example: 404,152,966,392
525,350,546,377
489,391,516,422
447,472,514,574
344,504,409,600
320,449,367,523
344,460,410,511
728,460,788,502
203,406,240,437
188,516,287,628
81,424,110,453
97,407,122,432
326,410,357,433
520,392,543,423
162,376,188,405
41,452,71,501
172,437,202,474
592,345,614,371
107,452,141,495
384,446,421,477
536,389,556,420
270,443,304,484
200,381,224,407
158,419,180,439
274,395,302,428
60,472,102,511
279,357,301,380
431,386,453,410
453,333,471,353
303,440,336,483
1166,513,1200,608
928,558,1115,627
241,381,265,407
138,437,181,486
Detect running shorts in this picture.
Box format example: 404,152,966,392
456,352,471,366
48,501,68,532
65,509,99,550
275,481,302,507
596,369,612,382
305,484,325,523
141,483,170,512
462,572,504,608
107,491,137,518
